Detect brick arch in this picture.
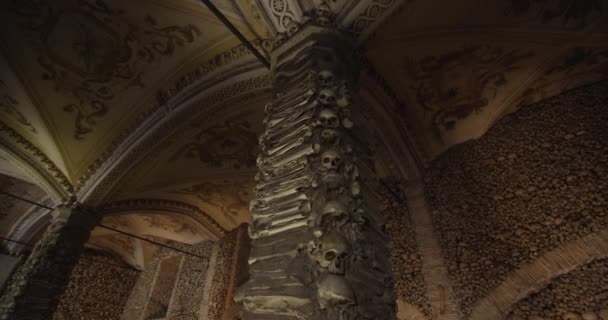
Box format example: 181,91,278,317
469,229,608,320
397,299,429,320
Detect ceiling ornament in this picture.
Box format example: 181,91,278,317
171,180,253,226
0,81,36,134
10,0,201,139
169,119,258,170
98,198,226,239
504,0,603,29
403,44,534,132
0,121,73,197
156,40,271,108
518,46,608,108
349,0,404,36
253,0,304,33
138,214,198,235
73,45,271,194
79,71,271,205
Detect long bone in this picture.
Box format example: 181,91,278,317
265,135,311,158
256,166,312,190
270,100,316,121
263,144,315,169
266,106,315,130
249,218,309,240
253,201,311,221
261,126,313,152
266,115,315,140
253,187,307,208
272,91,316,114
257,157,309,182
273,85,315,106
269,157,309,179
252,199,308,218
254,194,310,216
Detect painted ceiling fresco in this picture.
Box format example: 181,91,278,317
367,0,608,159
0,0,254,182
111,93,269,230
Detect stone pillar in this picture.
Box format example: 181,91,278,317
236,7,396,320
0,204,98,320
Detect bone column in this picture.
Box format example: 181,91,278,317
0,204,98,320
236,16,397,320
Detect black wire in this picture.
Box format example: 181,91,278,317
0,236,136,270
0,191,209,260
0,191,54,210
96,224,208,260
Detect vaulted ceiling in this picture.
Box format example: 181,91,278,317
1,0,607,268
367,0,608,158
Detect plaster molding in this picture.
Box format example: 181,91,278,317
5,199,53,254
77,60,271,206
99,198,226,240
253,0,305,34
469,229,608,320
0,122,72,200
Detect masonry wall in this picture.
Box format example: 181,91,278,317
53,250,139,320
425,82,608,317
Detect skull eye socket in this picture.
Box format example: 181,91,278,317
323,157,331,163
324,251,336,261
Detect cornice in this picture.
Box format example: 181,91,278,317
0,121,73,198
98,198,226,240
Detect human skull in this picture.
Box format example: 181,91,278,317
318,88,337,106
321,149,342,172
317,274,354,309
274,32,288,47
318,109,339,128
318,232,350,274
582,313,598,320
318,70,336,88
321,128,338,143
286,20,300,36
322,200,347,219
337,82,352,107
563,313,582,320
315,3,332,26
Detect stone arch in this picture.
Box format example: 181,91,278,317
469,229,608,320
397,299,429,320
99,198,225,240
77,63,271,206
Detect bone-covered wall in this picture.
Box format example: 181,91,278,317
506,258,608,320
120,227,243,320
381,179,431,318
424,81,608,317
53,250,139,320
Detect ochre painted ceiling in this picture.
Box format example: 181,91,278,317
111,92,269,230
366,0,608,159
0,0,256,183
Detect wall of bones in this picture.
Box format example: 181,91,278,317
424,81,608,318
53,250,139,320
